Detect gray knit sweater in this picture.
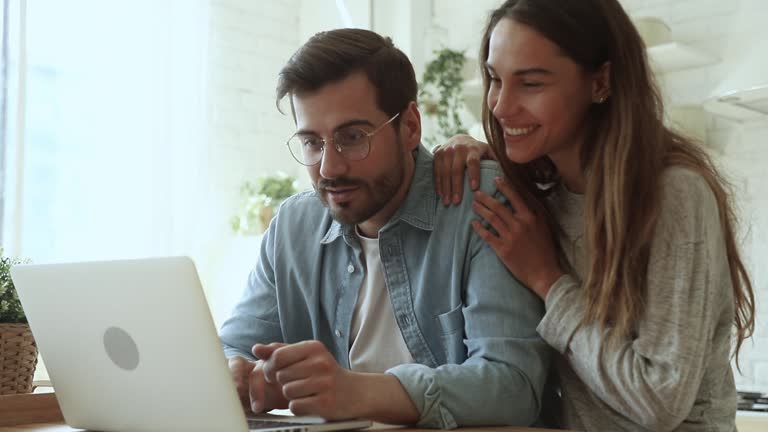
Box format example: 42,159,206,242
537,167,738,431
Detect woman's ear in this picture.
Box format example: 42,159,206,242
592,61,611,103
400,101,422,150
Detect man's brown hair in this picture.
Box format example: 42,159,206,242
276,28,417,124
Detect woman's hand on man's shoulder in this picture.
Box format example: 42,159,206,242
432,134,493,206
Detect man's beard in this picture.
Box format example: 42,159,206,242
313,146,406,226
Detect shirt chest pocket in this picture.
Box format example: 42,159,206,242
437,303,467,364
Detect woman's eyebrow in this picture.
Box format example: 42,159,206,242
485,62,553,77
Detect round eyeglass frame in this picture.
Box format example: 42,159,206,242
286,112,401,166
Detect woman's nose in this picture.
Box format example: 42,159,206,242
491,87,522,119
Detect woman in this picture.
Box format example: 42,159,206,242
433,1,755,430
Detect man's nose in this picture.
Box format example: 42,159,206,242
318,143,348,179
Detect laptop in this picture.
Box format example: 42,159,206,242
11,256,372,432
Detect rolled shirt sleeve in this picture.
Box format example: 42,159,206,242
388,238,550,428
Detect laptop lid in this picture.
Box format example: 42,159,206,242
11,257,370,432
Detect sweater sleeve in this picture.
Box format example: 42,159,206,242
536,169,734,431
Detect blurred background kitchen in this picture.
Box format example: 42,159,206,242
1,0,766,401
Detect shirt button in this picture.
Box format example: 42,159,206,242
347,264,355,273
334,329,342,338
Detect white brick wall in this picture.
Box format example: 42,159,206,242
620,0,768,391
203,0,305,316
716,124,768,391
206,0,305,240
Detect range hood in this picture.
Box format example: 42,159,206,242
703,48,768,122
634,17,718,73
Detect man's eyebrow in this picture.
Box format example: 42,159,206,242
484,62,553,76
295,119,375,135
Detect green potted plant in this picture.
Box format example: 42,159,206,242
230,173,298,235
0,249,37,395
419,48,470,148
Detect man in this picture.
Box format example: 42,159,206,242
219,28,549,429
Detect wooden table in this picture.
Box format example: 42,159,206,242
0,393,562,432
0,394,63,428
1,425,560,432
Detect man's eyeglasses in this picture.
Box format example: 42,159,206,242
286,112,400,166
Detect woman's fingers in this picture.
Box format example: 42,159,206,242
472,178,563,299
450,148,484,204
472,196,518,240
471,220,504,252
449,148,468,204
473,190,519,229
467,151,482,191
432,135,490,205
440,147,455,203
432,144,445,198
493,177,534,221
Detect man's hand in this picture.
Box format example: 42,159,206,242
252,340,419,424
255,340,359,420
227,351,289,414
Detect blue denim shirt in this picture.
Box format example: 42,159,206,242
219,145,550,429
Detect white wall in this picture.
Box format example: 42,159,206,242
204,0,304,323
372,0,431,78
299,0,372,43
208,0,304,222
429,0,499,58
714,121,768,391
620,0,768,392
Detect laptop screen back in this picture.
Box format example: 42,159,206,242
12,257,249,432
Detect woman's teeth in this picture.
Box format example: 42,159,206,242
504,125,538,136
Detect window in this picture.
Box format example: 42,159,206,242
2,0,210,264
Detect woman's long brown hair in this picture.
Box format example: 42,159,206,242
480,0,754,363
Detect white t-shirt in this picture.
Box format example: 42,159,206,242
348,230,414,372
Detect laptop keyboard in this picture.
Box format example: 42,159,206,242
247,419,311,430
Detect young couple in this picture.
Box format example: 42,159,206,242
220,1,754,430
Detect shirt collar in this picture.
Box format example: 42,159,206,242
319,144,437,245
388,144,437,232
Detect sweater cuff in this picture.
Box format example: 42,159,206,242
536,274,583,354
